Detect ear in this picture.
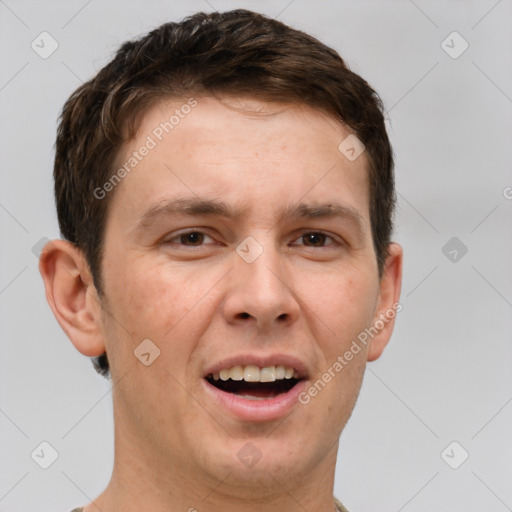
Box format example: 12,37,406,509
367,242,403,362
38,239,106,357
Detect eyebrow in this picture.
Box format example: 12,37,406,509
136,196,365,234
136,197,249,229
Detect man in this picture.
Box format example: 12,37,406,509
39,9,402,512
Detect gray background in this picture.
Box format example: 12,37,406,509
1,1,511,511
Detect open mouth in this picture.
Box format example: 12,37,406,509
203,362,307,420
205,375,301,400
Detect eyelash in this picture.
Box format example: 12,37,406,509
164,230,340,249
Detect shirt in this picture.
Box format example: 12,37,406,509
70,497,350,511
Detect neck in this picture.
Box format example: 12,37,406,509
85,393,341,512
86,426,340,512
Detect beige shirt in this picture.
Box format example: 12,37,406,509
70,497,350,512
334,496,351,512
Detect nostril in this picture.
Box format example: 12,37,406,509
239,312,251,319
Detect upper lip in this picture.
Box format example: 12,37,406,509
203,353,309,379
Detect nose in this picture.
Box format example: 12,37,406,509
222,236,300,332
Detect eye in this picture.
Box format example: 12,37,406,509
291,231,337,247
165,230,216,247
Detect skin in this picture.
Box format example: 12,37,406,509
40,95,402,512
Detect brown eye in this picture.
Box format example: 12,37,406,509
302,232,328,246
180,232,205,245
165,231,215,247
294,231,337,248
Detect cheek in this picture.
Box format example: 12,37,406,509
103,258,163,332
102,256,222,363
313,274,376,416
299,270,378,345
105,255,189,329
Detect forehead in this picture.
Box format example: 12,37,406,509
107,95,371,228
136,95,358,163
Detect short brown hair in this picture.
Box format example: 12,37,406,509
54,9,395,379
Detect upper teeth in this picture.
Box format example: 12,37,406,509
210,365,299,382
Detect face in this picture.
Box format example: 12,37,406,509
97,95,395,491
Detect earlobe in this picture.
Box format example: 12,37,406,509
38,239,106,357
367,242,403,362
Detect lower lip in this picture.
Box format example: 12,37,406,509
202,378,307,422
